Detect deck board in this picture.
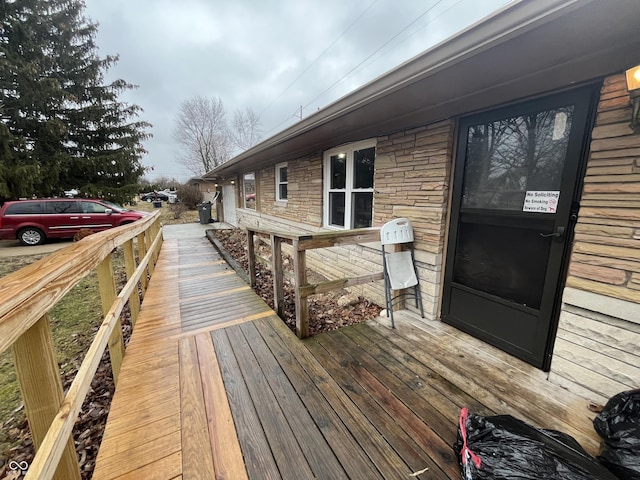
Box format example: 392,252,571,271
94,236,601,480
179,336,216,479
211,328,281,479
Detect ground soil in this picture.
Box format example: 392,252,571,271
211,229,382,336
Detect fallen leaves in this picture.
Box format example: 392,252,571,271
212,229,382,336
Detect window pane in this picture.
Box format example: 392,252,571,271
6,202,42,214
279,184,288,200
47,201,80,214
353,147,375,189
81,201,107,213
243,172,256,210
330,154,346,189
352,192,372,228
279,167,288,183
453,222,551,309
329,192,345,227
462,107,574,210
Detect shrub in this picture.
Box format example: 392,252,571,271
178,184,204,209
169,203,188,219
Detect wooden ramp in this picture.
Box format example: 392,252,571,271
93,237,600,480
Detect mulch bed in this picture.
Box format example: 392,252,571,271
211,229,382,336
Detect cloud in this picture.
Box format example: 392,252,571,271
83,0,509,181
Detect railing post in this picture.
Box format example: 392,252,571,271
97,255,125,384
271,235,284,318
123,239,141,326
145,229,156,277
137,232,148,293
247,230,256,288
292,239,309,338
12,314,81,480
154,218,163,263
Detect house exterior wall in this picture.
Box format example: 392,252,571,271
226,72,638,403
374,120,455,316
258,154,324,226
235,121,455,317
189,180,218,203
549,74,640,402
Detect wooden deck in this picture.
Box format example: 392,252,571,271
93,237,600,479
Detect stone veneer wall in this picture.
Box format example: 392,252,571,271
235,120,455,317
549,74,640,403
374,120,455,316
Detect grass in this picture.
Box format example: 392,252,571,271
0,202,201,462
133,200,202,225
0,256,106,461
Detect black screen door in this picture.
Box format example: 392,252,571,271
442,86,597,369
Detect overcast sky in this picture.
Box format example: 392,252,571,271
82,0,509,182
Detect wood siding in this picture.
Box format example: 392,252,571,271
550,74,640,401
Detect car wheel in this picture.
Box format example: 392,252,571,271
18,227,46,246
146,198,152,202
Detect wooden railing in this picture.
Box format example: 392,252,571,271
245,227,383,338
0,211,162,480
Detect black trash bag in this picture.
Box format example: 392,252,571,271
593,389,640,480
454,408,619,480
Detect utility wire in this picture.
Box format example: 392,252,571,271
259,0,378,121
303,0,445,111
353,0,464,79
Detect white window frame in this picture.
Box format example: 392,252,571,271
323,139,376,229
243,172,256,209
275,162,288,202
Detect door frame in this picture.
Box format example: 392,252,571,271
441,84,600,370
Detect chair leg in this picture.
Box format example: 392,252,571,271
383,275,390,318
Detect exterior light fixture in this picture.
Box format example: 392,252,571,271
626,65,640,131
230,180,235,184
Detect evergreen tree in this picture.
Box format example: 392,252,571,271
0,0,151,204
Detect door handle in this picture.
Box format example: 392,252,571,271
540,226,565,238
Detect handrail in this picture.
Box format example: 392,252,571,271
0,213,159,354
0,211,162,480
246,227,383,338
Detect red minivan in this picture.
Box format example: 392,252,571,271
0,198,147,245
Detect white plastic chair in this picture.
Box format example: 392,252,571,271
380,218,425,327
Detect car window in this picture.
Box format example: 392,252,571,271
46,201,81,214
5,202,43,214
81,201,108,214
101,200,127,212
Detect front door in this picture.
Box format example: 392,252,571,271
222,184,237,227
442,86,598,369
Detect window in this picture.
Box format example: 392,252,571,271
243,172,256,209
81,201,108,214
323,140,375,229
46,201,80,214
275,163,288,201
5,202,43,215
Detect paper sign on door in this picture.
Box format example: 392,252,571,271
523,191,560,213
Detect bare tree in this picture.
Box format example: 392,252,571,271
173,96,233,175
231,107,262,151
